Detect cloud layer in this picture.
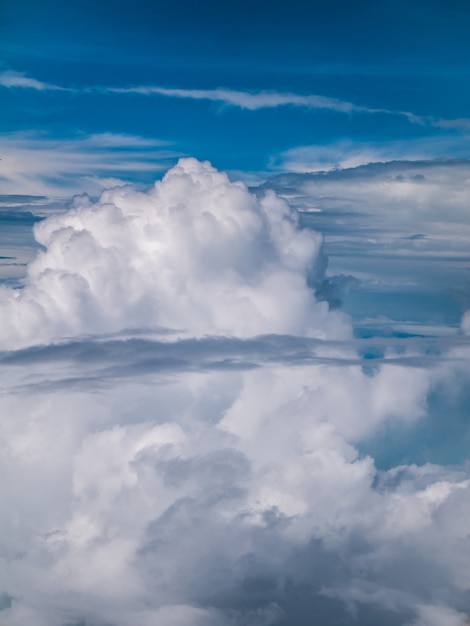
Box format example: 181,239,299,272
264,158,470,309
1,160,470,626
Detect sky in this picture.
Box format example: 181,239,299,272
2,0,470,182
1,2,470,626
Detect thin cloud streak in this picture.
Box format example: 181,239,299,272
0,70,70,91
2,69,470,130
112,86,396,123
2,334,469,397
108,85,363,113
110,85,470,129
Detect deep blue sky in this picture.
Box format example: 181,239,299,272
1,0,470,176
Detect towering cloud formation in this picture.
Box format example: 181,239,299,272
0,158,348,349
0,160,469,626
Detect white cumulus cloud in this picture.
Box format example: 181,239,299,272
0,159,469,626
0,158,349,349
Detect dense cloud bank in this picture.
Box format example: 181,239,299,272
264,159,470,296
1,160,470,626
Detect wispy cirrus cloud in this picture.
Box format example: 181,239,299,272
114,85,470,130
108,84,367,113
3,68,470,131
0,132,180,196
0,70,70,91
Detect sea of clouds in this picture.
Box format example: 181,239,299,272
1,158,470,626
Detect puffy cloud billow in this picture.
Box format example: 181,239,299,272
1,159,470,626
0,158,348,349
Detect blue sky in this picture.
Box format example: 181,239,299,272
2,0,470,176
